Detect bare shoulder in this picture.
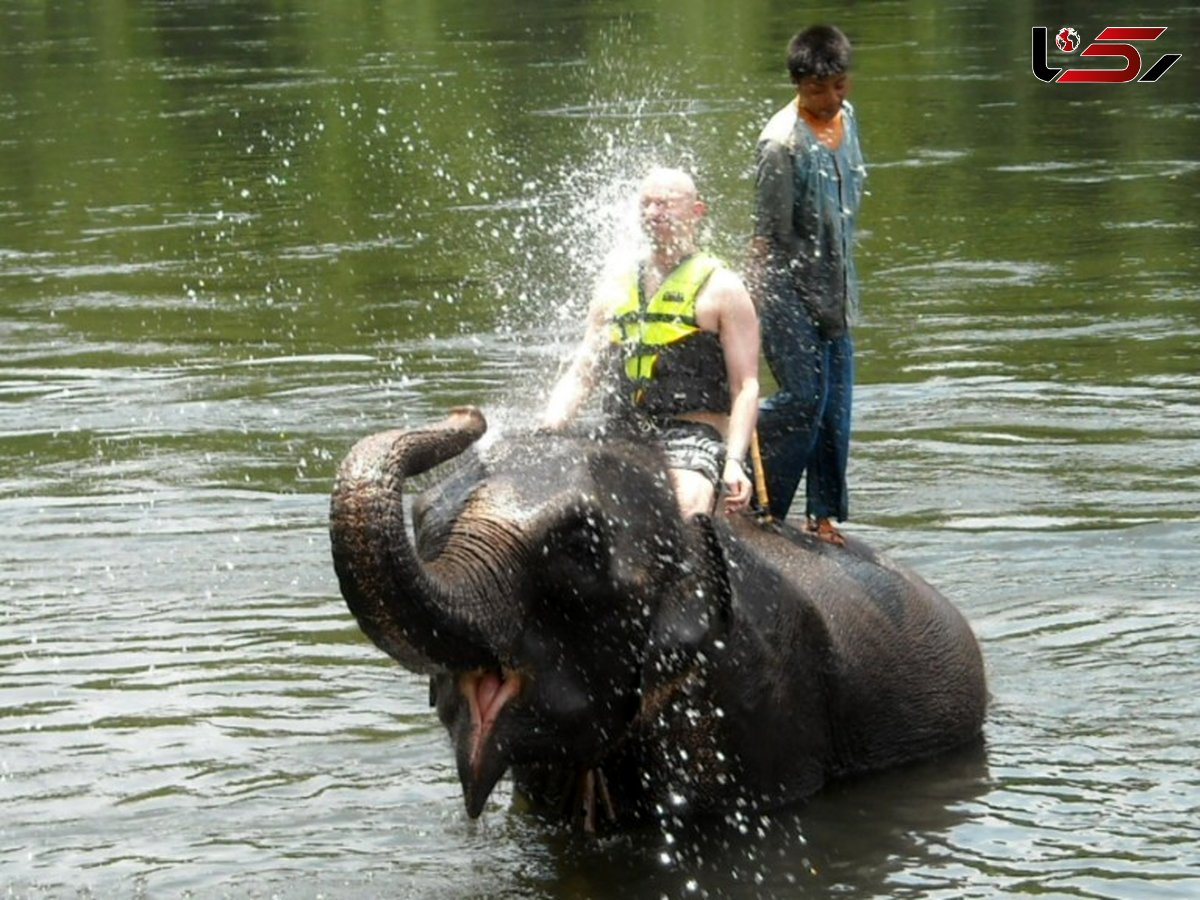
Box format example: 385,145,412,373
705,266,753,306
696,265,756,330
586,271,625,325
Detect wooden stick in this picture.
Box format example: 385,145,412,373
750,428,771,518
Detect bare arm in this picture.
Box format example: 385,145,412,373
541,294,611,431
698,269,760,510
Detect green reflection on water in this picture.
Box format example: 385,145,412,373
1,0,1196,503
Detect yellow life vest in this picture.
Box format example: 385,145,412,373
604,252,729,417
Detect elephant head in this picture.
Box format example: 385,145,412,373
330,408,730,821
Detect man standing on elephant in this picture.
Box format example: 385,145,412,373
747,25,866,545
541,167,760,520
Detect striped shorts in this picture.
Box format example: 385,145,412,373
656,421,726,487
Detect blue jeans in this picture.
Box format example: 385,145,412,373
757,296,854,522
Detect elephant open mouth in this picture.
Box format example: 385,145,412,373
459,667,524,815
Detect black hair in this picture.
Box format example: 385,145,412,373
786,24,852,82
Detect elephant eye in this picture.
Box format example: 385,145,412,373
563,521,606,564
541,508,611,576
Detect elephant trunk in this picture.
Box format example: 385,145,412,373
329,407,519,672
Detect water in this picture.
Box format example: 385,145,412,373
2,1,1198,897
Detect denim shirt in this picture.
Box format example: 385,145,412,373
754,99,866,337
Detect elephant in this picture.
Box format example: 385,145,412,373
329,407,987,831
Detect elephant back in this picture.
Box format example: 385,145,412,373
721,515,987,777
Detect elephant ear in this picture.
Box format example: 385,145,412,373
638,514,732,722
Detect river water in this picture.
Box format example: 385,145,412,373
2,1,1197,897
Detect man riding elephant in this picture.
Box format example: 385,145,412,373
541,167,760,520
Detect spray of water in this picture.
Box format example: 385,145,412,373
479,91,720,434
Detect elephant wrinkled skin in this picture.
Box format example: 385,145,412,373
329,408,987,830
